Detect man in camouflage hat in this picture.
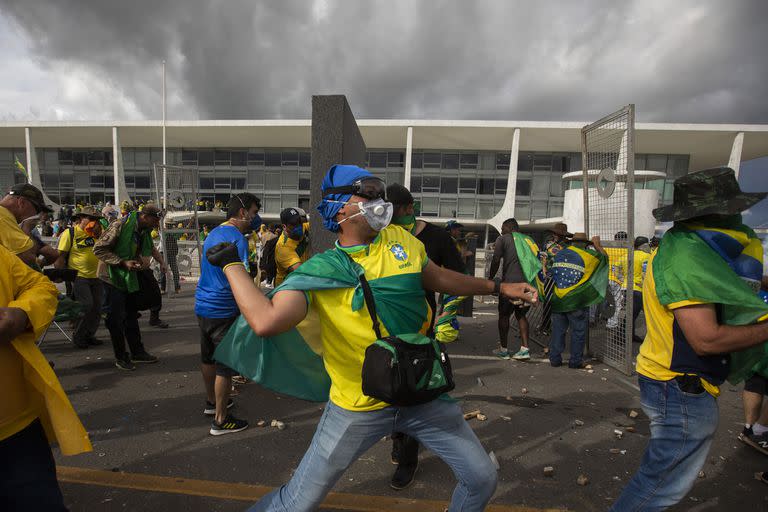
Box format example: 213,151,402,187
611,167,768,510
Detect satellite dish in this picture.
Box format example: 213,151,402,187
168,191,185,209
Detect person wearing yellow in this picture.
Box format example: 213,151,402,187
274,207,310,286
0,184,52,267
604,231,628,330
206,165,538,511
631,236,651,343
611,168,768,510
0,243,92,510
56,206,105,349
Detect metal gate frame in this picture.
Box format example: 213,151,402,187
152,163,203,272
582,104,636,375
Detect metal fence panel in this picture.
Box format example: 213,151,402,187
151,164,203,285
582,105,636,375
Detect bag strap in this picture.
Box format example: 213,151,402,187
65,226,75,266
339,249,383,340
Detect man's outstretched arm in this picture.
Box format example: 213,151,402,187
422,261,537,304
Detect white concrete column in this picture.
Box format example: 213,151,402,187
112,127,131,205
24,128,41,188
403,126,413,188
488,128,520,234
728,132,744,178
25,127,59,209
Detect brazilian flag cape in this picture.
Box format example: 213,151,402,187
547,243,609,313
512,232,542,286
653,216,768,384
213,247,430,402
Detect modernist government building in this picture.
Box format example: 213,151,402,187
0,120,766,236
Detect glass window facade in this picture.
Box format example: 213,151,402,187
26,144,689,220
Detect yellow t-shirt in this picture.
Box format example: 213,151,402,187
58,225,100,279
636,252,720,397
605,247,628,287
0,205,34,255
307,225,431,412
275,233,310,286
633,250,650,293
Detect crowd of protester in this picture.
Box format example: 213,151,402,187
1,162,767,510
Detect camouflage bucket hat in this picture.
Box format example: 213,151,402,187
652,167,767,222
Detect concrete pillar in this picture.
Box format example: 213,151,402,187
25,128,59,210
488,128,520,234
728,132,744,178
112,127,131,206
310,95,367,253
403,126,413,188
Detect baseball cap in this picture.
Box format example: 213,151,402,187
7,183,53,213
280,207,302,225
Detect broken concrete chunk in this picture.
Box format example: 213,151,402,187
614,429,624,439
587,369,595,374
577,474,589,486
270,419,278,427
543,466,554,477
585,365,593,370
610,448,621,454
628,410,639,419
256,420,266,427
521,387,528,394
476,377,485,387
500,416,512,421
574,419,585,427
625,426,636,433
698,470,706,479
463,410,481,420
477,413,488,421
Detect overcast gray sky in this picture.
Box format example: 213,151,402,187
1,0,767,122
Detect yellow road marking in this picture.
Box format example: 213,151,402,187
58,466,566,512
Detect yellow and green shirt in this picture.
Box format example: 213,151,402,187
605,247,628,287
636,252,720,396
58,225,100,279
275,233,310,286
307,225,432,411
632,249,650,293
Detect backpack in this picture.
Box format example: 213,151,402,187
260,235,279,278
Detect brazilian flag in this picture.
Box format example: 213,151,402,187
549,245,608,313
213,248,430,402
512,232,542,286
653,216,768,384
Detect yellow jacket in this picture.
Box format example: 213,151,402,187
0,245,91,455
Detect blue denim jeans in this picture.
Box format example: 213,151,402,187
549,307,588,367
609,375,718,511
248,399,498,512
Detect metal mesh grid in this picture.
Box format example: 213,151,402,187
582,105,636,374
151,164,203,282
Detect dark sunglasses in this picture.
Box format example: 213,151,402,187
323,177,386,201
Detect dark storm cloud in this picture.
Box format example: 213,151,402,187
2,0,767,122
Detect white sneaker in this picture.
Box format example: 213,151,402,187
512,348,531,360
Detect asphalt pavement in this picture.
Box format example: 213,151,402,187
40,287,768,511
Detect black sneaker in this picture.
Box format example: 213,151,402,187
739,425,754,443
131,352,158,364
149,319,169,329
209,416,248,436
115,359,136,371
203,399,235,416
87,337,104,346
390,460,418,490
743,432,768,457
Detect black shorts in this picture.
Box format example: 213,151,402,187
744,374,768,395
197,315,238,377
498,296,530,317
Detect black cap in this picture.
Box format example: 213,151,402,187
280,207,302,225
386,183,414,206
7,183,52,213
446,220,464,230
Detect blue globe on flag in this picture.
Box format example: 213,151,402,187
553,249,585,289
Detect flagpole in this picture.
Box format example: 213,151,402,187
162,60,167,210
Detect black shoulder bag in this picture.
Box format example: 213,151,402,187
348,253,455,406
